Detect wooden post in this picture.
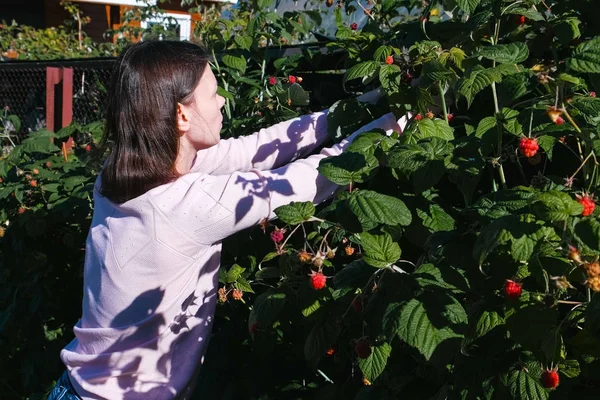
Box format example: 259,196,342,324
45,66,73,132
45,67,61,133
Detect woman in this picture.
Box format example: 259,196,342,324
48,40,406,399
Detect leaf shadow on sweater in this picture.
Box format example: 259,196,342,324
251,113,327,169
74,251,220,400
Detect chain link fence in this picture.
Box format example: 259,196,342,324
0,59,115,135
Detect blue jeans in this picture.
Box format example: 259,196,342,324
47,370,82,399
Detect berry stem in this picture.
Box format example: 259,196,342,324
490,20,507,190
437,81,448,123
279,223,303,251
568,151,594,183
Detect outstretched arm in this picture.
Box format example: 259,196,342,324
165,112,407,245
190,89,385,176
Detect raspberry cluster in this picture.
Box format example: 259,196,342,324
519,137,539,158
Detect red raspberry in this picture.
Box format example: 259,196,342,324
45,161,52,169
590,92,597,98
350,22,358,30
268,76,277,85
555,116,565,125
309,271,327,290
85,144,92,152
352,297,363,313
18,207,26,215
447,113,454,122
288,75,297,84
32,168,39,175
270,229,285,243
414,113,423,121
504,279,522,300
517,15,526,25
576,193,595,216
425,110,434,119
29,180,37,187
541,369,559,389
344,246,355,256
326,348,335,356
519,137,539,158
354,340,371,359
385,55,393,65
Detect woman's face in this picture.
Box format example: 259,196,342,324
181,67,226,150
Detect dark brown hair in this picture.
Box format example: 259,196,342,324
99,40,209,204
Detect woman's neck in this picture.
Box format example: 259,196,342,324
175,141,196,175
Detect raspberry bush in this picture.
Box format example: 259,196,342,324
2,0,600,399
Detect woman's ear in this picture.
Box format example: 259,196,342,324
177,103,191,134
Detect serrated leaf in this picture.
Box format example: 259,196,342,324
318,152,378,185
225,264,245,284
575,218,600,252
477,43,529,64
348,190,411,227
457,64,520,108
304,319,341,370
568,36,600,73
473,310,504,339
531,191,584,221
20,136,60,154
360,232,401,268
505,367,550,400
333,259,373,289
358,342,391,382
344,61,379,85
234,35,253,51
274,201,315,225
222,54,247,73
558,359,581,378
456,0,481,14
415,118,454,141
248,289,286,327
397,298,463,361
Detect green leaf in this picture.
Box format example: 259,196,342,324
558,359,581,378
20,136,60,154
568,36,600,73
348,190,412,227
575,218,600,252
415,119,454,141
333,259,373,289
304,319,341,369
456,0,481,14
318,152,378,186
477,43,529,64
248,289,286,327
554,17,581,48
531,191,584,221
506,8,545,22
236,276,254,294
274,201,315,225
222,54,247,73
360,232,401,268
505,366,550,400
225,264,245,284
397,298,463,361
379,64,401,93
358,341,392,382
473,310,504,340
383,302,404,340
457,64,520,108
234,35,253,51
326,99,377,143
473,216,513,266
506,305,558,354
344,61,379,85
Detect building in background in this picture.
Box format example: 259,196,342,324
0,0,235,43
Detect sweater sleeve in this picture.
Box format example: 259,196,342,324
167,112,408,245
190,110,329,175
